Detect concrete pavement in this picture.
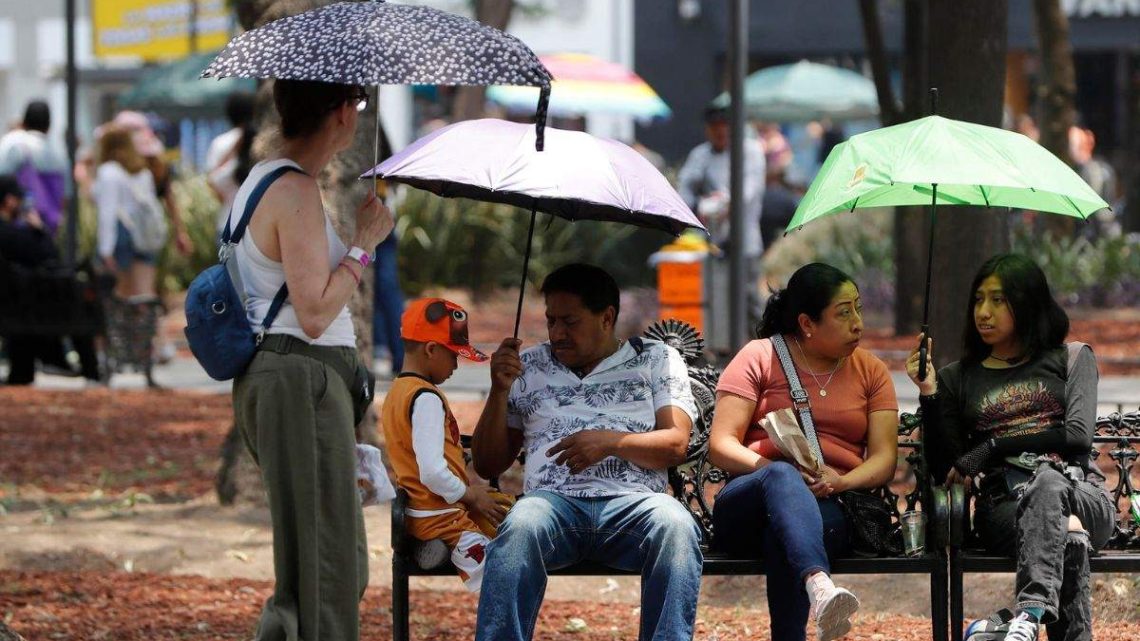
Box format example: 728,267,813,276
12,346,1138,416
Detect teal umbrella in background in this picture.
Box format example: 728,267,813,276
788,113,1110,378
119,52,256,119
711,60,879,122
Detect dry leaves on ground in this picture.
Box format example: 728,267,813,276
11,569,1139,641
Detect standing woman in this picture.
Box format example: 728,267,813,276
92,126,162,299
231,79,393,641
708,263,899,641
907,254,1114,641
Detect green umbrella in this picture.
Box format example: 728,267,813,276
789,114,1110,378
119,52,256,119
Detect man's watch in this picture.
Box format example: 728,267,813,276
347,246,372,268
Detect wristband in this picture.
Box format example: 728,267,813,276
347,246,372,268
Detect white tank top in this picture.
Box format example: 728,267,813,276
228,159,356,347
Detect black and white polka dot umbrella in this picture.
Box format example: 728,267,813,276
202,1,553,147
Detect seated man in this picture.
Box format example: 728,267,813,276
471,263,702,641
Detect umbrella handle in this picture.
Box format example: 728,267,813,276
534,84,550,152
513,205,538,339
918,323,930,383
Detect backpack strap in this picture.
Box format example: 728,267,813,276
220,164,305,336
770,334,825,464
221,164,304,245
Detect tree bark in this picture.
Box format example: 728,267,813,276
925,0,1010,367
0,622,26,641
858,0,900,127
1129,63,1140,235
891,0,930,335
450,0,515,122
218,0,388,505
1032,0,1078,238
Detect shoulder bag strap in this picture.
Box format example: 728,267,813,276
770,334,825,463
220,164,304,335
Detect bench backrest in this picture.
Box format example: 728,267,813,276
1092,411,1140,550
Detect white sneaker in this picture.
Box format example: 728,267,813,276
1004,613,1039,641
412,539,449,569
807,574,859,641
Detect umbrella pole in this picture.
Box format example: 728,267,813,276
513,204,538,339
918,183,938,381
373,85,381,197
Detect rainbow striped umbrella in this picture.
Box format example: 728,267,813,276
487,52,671,122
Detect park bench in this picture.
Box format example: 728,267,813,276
947,408,1140,641
389,320,951,641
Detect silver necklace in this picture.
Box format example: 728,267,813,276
793,337,843,397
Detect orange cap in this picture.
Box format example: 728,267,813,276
401,298,488,362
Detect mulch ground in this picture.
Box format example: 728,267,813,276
0,388,486,504
0,389,233,504
4,570,1140,640
0,568,1107,641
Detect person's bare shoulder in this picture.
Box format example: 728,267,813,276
259,170,322,222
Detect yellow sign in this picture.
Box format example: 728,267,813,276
93,0,232,61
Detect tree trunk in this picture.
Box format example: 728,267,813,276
1129,61,1140,235
858,0,900,127
1032,0,1078,238
892,0,930,335
925,0,1010,367
450,0,515,122
218,0,388,505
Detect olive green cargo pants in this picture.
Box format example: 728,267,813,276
234,344,368,641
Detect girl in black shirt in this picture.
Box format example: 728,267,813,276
906,254,1114,641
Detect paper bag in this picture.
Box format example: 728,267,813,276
356,443,397,506
759,407,823,475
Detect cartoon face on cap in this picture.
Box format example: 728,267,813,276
403,298,488,362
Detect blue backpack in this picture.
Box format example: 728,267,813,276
184,165,302,381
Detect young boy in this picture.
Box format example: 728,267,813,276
381,297,511,592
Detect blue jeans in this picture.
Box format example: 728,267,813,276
475,490,703,641
712,462,850,641
371,234,404,372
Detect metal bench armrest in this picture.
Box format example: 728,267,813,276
948,483,967,549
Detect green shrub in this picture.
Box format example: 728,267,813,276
760,207,895,311
393,188,670,295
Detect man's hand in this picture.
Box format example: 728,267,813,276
461,485,509,529
546,430,621,475
489,338,523,393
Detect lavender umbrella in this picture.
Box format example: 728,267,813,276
361,118,705,335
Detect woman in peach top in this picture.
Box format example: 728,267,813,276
708,263,899,641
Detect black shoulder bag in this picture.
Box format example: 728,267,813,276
770,335,903,557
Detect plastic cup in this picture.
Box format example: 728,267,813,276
901,510,927,557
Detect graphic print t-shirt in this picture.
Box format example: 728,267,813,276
939,347,1076,471
506,340,697,498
